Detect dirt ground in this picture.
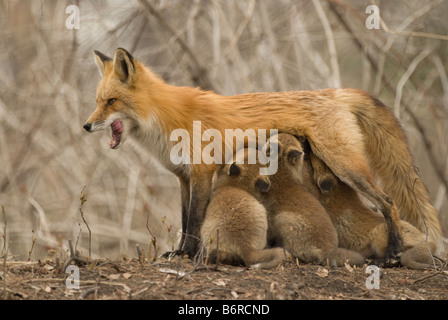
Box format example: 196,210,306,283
1,251,448,301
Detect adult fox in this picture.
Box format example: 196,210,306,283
83,48,444,258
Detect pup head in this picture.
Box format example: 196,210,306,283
265,133,305,183
212,147,271,197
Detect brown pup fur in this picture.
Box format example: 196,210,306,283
300,137,437,269
215,143,365,267
200,165,284,269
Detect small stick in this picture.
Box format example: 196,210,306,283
61,239,89,273
136,244,144,265
27,230,36,262
145,212,157,261
2,204,7,299
1,204,6,257
79,186,92,261
68,239,75,257
74,223,82,253
410,259,448,284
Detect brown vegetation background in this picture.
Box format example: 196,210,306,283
1,0,447,261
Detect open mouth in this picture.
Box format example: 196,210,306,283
110,120,123,149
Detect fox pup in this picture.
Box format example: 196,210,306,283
200,151,284,269
301,138,437,269
216,140,364,266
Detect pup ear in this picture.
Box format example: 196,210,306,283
255,177,271,193
93,50,112,77
113,48,136,85
288,149,304,165
228,162,241,176
318,179,334,194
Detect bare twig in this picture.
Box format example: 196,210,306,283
379,0,448,41
1,204,6,258
27,230,36,262
138,0,215,91
394,49,431,118
312,0,341,87
329,1,448,196
145,213,158,262
75,223,82,253
2,204,7,299
79,186,91,261
410,258,448,284
60,239,90,273
136,244,145,266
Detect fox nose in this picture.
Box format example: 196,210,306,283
83,123,92,132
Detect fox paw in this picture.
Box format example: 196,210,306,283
160,250,186,260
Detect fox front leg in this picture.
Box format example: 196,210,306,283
160,176,190,259
181,166,214,258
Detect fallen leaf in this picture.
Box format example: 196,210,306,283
108,274,120,280
344,262,354,273
159,268,187,277
123,272,132,279
213,279,227,286
316,267,329,278
43,264,54,271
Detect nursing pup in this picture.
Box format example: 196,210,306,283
200,150,285,269
301,136,437,269
211,141,364,267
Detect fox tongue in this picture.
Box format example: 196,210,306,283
110,120,123,149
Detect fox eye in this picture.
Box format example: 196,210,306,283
106,98,116,107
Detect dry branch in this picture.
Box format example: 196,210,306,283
2,204,7,299
79,186,92,261
138,0,215,91
329,1,448,196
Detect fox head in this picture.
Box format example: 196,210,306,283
83,48,150,149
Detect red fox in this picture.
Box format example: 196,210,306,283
83,48,444,258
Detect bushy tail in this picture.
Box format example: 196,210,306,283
353,96,444,254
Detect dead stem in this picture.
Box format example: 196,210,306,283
79,186,92,261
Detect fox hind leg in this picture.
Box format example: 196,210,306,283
308,140,403,264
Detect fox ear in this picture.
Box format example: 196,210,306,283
113,48,136,85
288,149,303,165
93,50,112,77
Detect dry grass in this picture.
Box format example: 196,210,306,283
0,0,447,264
